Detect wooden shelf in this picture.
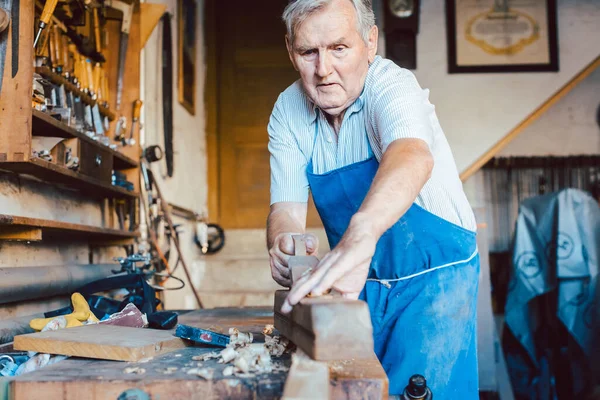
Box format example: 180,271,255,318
34,67,116,121
0,214,138,243
32,109,138,170
0,158,138,199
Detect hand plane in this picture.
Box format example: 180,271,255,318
274,235,375,361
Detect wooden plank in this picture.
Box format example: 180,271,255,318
13,325,187,362
0,214,138,240
140,3,166,49
282,351,330,400
274,290,374,361
460,55,600,182
0,158,138,199
0,0,34,163
10,308,388,400
31,109,137,169
0,226,42,241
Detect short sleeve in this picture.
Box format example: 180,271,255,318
370,67,435,154
267,96,310,205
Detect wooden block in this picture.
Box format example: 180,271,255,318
283,350,330,400
274,290,374,361
13,324,187,362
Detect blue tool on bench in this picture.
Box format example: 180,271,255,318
175,324,230,348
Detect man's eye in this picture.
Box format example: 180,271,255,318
303,49,316,56
335,46,345,52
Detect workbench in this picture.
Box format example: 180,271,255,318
8,308,388,400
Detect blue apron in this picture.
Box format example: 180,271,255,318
306,125,481,397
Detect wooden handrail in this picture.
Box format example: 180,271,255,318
460,55,600,182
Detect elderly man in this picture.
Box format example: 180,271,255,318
266,0,480,397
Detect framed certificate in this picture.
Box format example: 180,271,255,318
446,0,559,73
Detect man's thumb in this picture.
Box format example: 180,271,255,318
303,234,319,255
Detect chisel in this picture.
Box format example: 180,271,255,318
34,0,58,49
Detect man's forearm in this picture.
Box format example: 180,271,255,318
352,138,434,239
266,202,308,249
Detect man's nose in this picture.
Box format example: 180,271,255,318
316,52,332,77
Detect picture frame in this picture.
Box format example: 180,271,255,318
178,0,197,115
445,0,559,73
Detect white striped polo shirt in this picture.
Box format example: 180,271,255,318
267,56,477,231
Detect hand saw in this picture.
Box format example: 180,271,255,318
0,0,13,96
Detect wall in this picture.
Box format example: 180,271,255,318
374,0,600,173
498,66,600,157
141,0,207,214
140,0,209,309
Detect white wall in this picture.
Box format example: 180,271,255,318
141,0,207,214
140,0,208,309
499,66,600,157
374,0,600,173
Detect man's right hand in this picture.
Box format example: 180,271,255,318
268,232,319,287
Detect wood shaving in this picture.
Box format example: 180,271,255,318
219,347,238,364
229,327,253,347
194,352,220,361
264,335,289,357
262,324,274,335
223,366,235,376
187,368,214,380
123,367,146,375
159,367,178,375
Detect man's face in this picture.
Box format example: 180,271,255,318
286,0,378,118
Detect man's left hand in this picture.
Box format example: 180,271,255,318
280,215,378,313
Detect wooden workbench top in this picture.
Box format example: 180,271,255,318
8,307,388,400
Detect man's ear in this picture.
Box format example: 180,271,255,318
367,25,378,63
285,35,299,71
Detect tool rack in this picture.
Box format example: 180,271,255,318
0,0,143,244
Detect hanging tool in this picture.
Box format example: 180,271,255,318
124,99,142,146
105,0,133,110
34,0,58,49
162,12,174,177
0,0,12,96
114,116,127,143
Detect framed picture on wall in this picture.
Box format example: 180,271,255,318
446,0,559,73
178,0,197,115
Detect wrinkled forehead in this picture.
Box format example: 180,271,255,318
293,2,361,48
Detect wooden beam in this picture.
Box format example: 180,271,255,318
0,227,42,241
140,3,167,49
274,290,374,361
282,351,330,400
460,55,600,182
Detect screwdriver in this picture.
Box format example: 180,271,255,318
34,0,59,49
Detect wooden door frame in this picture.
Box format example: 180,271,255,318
204,0,220,223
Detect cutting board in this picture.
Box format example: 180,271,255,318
13,324,187,362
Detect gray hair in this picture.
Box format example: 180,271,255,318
283,0,375,46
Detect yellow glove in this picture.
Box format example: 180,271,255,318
30,293,98,331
